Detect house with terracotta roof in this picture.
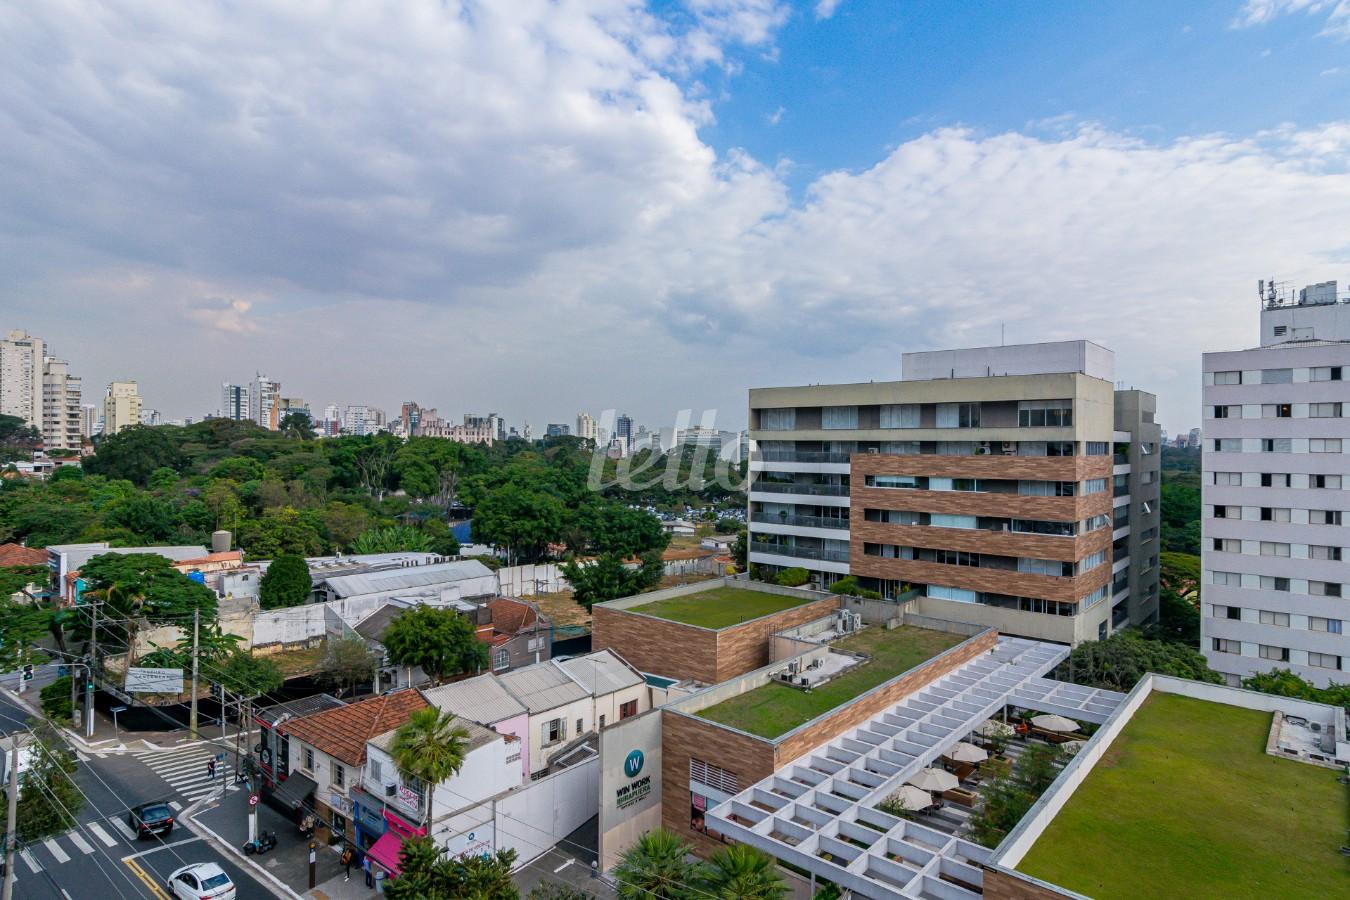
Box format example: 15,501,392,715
279,688,429,844
478,596,551,673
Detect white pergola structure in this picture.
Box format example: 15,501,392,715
705,637,1126,899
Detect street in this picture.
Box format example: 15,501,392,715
0,688,276,900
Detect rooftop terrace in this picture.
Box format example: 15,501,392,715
627,585,818,629
696,626,965,738
1016,692,1348,899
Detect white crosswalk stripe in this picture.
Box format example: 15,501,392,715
42,837,70,863
67,830,95,855
113,817,138,840
20,848,42,873
130,746,230,800
87,821,118,847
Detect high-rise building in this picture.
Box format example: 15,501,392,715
615,413,634,456
400,401,424,436
279,397,309,423
747,340,1161,644
220,382,250,421
576,412,597,443
103,380,142,435
250,373,281,430
545,423,570,437
1201,278,1350,687
79,405,99,438
41,357,82,451
1187,427,1201,448
0,329,45,429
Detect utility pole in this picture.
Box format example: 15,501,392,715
189,609,200,740
86,601,98,739
3,741,18,900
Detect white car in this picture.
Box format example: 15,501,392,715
167,862,236,900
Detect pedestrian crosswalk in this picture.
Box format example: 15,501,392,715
128,745,241,802
14,815,132,876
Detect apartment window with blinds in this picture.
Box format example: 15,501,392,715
1017,400,1072,427
1215,605,1241,620
1309,652,1343,670
930,513,978,530
1212,505,1237,519
1213,371,1242,385
1214,472,1242,486
1212,405,1239,418
879,404,920,428
690,759,739,795
1082,478,1107,495
1310,438,1342,453
1259,541,1290,557
1309,581,1343,597
1310,474,1342,489
1262,438,1292,453
936,403,980,428
1258,576,1290,592
863,543,912,558
1212,571,1241,586
864,509,924,525
928,584,978,603
1085,442,1109,455
1259,645,1290,662
1261,368,1293,384
1310,402,1343,418
1019,558,1072,576
1261,472,1291,487
1076,550,1107,573
1309,510,1343,526
1261,403,1292,418
759,408,796,430
935,441,975,456
1309,545,1343,561
822,406,859,429
880,440,922,455
1310,366,1343,382
1214,438,1242,452
1259,610,1290,627
1018,480,1076,497
1310,617,1343,634
1260,507,1291,522
1080,585,1109,608
1213,538,1241,553
866,474,921,489
1212,638,1241,654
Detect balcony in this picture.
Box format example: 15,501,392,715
750,512,849,530
750,541,850,563
756,449,853,463
1112,602,1131,628
751,482,850,497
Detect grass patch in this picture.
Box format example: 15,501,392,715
695,626,964,738
628,586,815,629
1017,693,1350,899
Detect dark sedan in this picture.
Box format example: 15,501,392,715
128,801,174,839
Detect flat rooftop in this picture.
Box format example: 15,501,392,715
1016,692,1348,899
695,626,965,738
627,586,817,629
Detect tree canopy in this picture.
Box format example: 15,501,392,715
1058,629,1221,692
258,554,312,609
382,605,488,682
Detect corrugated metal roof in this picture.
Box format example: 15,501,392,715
421,675,526,725
497,663,588,714
321,560,494,598
557,650,642,696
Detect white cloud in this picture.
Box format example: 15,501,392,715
1234,0,1350,38
766,105,785,125
3,1,1350,436
815,0,845,20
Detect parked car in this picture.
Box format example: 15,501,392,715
167,862,236,900
127,802,174,839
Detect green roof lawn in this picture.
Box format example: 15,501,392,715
628,587,816,629
1017,692,1349,900
695,626,965,738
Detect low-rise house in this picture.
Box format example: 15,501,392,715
422,676,530,779
277,689,429,845
255,694,348,819
313,559,497,606
555,650,647,731
48,542,209,602
480,597,551,673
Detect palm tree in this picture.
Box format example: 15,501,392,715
391,707,469,833
612,828,698,900
700,844,786,900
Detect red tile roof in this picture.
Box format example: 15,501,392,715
280,689,428,766
486,598,540,636
0,543,46,568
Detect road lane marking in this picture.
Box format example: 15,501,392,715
553,858,575,874
113,817,138,840
68,831,95,855
88,821,118,847
122,835,201,860
123,856,171,900
76,751,90,762
168,801,182,811
20,848,42,872
43,837,71,863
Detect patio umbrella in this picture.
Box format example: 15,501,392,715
1030,714,1080,733
945,742,988,764
886,785,933,812
907,768,958,793
976,720,1015,739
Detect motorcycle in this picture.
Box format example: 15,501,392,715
243,831,278,855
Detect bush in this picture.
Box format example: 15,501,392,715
828,576,862,596
40,676,74,724
775,567,810,588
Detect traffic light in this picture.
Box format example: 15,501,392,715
21,664,33,682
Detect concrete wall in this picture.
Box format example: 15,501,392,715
983,867,1087,900
495,755,600,868
497,563,570,596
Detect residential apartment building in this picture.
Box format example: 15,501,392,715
341,404,385,436
0,329,44,429
747,341,1161,644
546,423,570,437
41,356,82,452
576,412,597,443
220,382,250,421
1201,279,1350,686
79,405,98,438
251,373,281,430
102,380,142,435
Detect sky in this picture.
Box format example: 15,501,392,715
3,0,1350,437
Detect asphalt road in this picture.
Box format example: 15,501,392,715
0,690,275,900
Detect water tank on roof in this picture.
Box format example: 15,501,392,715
211,530,232,553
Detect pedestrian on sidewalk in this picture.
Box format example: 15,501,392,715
340,847,354,882
363,854,373,888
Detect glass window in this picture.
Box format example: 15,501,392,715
1084,441,1108,455
1310,438,1342,453
866,474,921,489
821,406,859,430
1310,402,1342,418
1309,544,1342,561
1309,617,1343,634
1017,400,1073,427
1212,571,1241,586
1260,507,1291,522
879,404,920,428
1310,510,1343,526
1308,652,1342,670
759,408,796,430
303,748,315,771
1080,585,1109,607
1214,438,1242,452
1213,371,1242,385
1262,438,1292,453
333,764,345,788
936,403,980,428
935,441,975,456
930,513,978,530
1213,538,1241,552
1214,472,1242,486
1259,541,1290,557
1310,366,1343,382
1259,644,1290,661
1261,472,1291,487
879,440,921,455
1212,638,1241,654
1261,368,1293,384
493,648,509,670
1261,403,1292,418
1310,474,1342,489
1258,577,1289,593
1309,581,1342,597
927,584,977,603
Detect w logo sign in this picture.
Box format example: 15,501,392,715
624,750,644,779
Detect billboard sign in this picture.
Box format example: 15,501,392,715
124,667,185,694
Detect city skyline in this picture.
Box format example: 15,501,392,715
3,3,1349,432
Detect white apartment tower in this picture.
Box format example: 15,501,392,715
42,357,82,451
0,329,45,429
251,374,281,430
1202,278,1350,687
221,382,250,421
576,412,597,443
103,380,142,435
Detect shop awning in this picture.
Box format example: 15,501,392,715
367,830,405,876
265,772,317,809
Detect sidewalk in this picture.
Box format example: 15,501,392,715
194,788,348,896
